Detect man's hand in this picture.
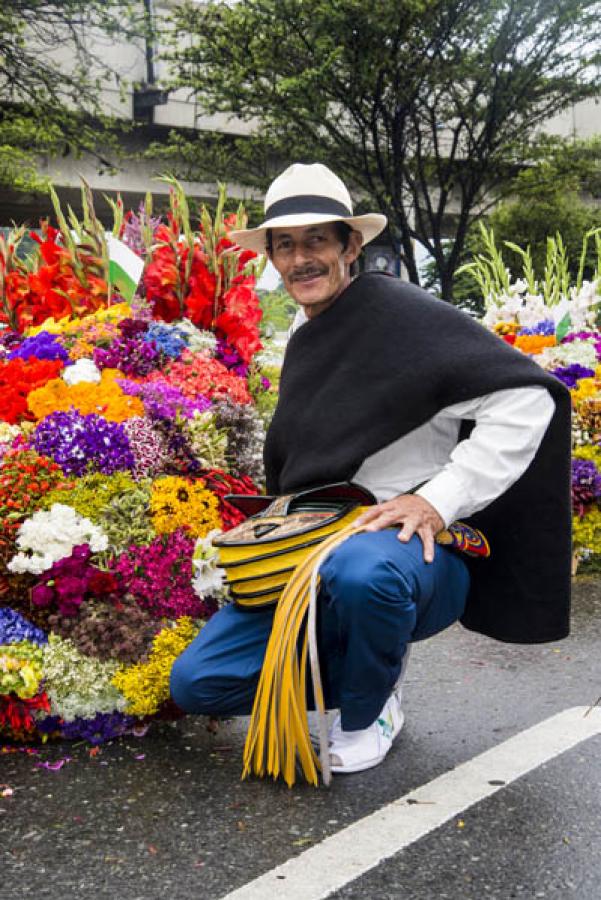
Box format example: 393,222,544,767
355,494,445,564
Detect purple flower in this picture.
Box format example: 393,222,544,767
572,457,601,514
36,712,139,745
55,576,87,599
118,378,211,419
216,338,249,378
518,319,556,336
119,318,149,340
8,331,71,364
94,336,161,377
122,205,162,257
32,410,135,476
562,331,596,343
0,608,47,644
0,330,22,353
550,364,595,390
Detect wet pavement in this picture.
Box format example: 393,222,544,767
1,577,600,900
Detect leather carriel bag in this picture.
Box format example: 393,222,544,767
213,481,490,608
212,482,376,607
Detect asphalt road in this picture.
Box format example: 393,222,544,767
1,576,600,900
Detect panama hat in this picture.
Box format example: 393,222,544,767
228,163,387,253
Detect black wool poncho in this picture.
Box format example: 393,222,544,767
264,273,572,644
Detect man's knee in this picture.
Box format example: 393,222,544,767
169,652,217,715
319,533,413,607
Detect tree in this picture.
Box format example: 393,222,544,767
0,1,146,193
156,0,601,300
423,137,601,307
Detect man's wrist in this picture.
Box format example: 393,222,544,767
414,472,467,529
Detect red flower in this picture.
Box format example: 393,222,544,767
211,280,263,363
144,244,181,322
0,357,64,424
88,570,119,596
0,691,50,738
198,468,260,530
185,250,217,328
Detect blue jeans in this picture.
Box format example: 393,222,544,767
170,530,469,730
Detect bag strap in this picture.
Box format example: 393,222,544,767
224,481,377,520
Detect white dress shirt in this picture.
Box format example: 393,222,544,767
288,307,556,527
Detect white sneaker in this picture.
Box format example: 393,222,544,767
329,688,404,774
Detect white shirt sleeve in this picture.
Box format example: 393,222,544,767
288,307,307,338
415,386,556,527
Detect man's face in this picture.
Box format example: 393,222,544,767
268,223,362,318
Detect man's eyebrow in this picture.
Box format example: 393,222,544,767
274,226,326,240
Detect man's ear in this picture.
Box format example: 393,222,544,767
344,229,363,265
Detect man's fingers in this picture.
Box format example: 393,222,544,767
355,507,382,525
360,507,401,530
419,527,436,564
363,515,395,531
396,517,418,543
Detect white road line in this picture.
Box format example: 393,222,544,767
220,706,601,900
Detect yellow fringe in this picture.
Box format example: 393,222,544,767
242,522,367,788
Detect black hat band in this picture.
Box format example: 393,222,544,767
265,195,352,221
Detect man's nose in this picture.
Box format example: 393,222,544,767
291,242,311,265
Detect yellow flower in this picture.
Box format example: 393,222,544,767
0,643,44,699
94,302,132,323
574,445,601,468
150,475,222,537
493,321,520,335
571,377,600,407
573,508,601,554
112,618,201,716
25,316,70,337
68,339,95,360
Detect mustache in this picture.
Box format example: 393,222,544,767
289,265,327,282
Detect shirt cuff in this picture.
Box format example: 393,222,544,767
415,469,470,529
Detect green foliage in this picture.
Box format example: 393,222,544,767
451,138,601,304
458,223,601,307
481,192,601,285
257,287,297,338
153,0,601,298
0,1,145,193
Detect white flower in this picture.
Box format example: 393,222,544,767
567,281,601,330
517,296,550,328
62,358,102,385
0,422,21,444
511,278,529,295
42,635,125,721
536,339,598,371
178,319,218,355
192,529,227,597
7,503,108,575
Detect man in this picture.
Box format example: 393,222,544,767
170,163,571,776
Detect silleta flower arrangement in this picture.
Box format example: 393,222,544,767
0,180,273,744
462,225,601,570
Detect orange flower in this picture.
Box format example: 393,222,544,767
513,334,556,355
27,368,144,422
